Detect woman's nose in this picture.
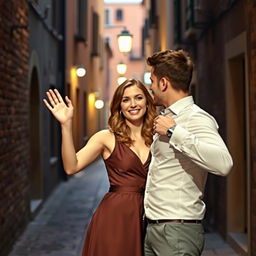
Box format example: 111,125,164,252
130,99,136,107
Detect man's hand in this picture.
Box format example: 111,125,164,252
153,115,176,135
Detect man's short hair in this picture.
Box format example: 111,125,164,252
147,49,194,92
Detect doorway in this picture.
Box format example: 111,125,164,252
225,32,250,255
29,67,43,213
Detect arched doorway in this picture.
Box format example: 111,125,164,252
29,67,43,213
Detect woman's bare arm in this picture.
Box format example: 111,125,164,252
43,89,112,175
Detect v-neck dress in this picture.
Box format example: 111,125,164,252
82,137,151,256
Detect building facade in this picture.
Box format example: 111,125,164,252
143,0,255,255
0,0,107,255
0,0,66,254
104,0,146,104
28,0,66,212
66,0,106,148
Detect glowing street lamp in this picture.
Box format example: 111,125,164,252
117,76,127,85
144,71,151,85
95,99,104,109
76,65,86,77
117,29,133,53
116,62,127,75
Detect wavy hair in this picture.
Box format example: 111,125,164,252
108,79,156,146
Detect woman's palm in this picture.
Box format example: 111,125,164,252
43,89,74,124
51,101,73,124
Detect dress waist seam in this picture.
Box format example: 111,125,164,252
109,185,144,194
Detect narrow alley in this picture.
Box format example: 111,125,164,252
9,160,109,256
1,0,255,255
9,159,239,256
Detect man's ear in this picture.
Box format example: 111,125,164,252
159,77,169,92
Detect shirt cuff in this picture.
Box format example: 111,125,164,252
169,125,190,151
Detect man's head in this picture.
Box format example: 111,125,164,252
147,49,194,106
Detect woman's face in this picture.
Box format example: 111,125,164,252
120,85,147,124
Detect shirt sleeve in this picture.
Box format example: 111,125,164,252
169,111,233,176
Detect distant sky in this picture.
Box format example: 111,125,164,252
104,0,143,4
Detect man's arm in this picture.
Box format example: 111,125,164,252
169,111,233,176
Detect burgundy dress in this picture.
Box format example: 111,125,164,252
82,137,150,256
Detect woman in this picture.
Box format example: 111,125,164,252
43,79,156,256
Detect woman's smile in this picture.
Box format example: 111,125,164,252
128,108,141,115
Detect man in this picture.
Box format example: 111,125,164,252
144,49,233,256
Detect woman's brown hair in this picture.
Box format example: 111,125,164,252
108,79,156,146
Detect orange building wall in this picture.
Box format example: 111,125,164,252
104,3,146,100
66,0,105,149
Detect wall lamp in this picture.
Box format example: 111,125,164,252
117,76,127,85
76,65,86,77
95,99,104,109
117,29,133,53
116,62,127,75
105,25,133,53
143,71,151,85
89,91,104,109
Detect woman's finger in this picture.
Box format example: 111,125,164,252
154,115,160,121
65,96,73,108
54,89,64,103
49,89,59,104
43,99,53,111
46,91,56,107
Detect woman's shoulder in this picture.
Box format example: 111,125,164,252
94,129,115,144
96,129,114,137
95,129,116,154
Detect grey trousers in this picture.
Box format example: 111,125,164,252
144,222,205,256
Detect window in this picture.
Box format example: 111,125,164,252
149,0,157,27
174,0,181,44
142,19,149,56
50,1,64,33
92,11,99,56
116,9,123,21
104,36,112,48
75,0,88,41
105,8,111,25
185,0,194,30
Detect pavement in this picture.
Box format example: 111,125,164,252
9,159,240,256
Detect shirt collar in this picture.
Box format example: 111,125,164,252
166,96,194,116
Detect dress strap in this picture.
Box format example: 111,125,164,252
109,185,144,194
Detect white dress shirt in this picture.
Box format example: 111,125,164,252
144,96,233,220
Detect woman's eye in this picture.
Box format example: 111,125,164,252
136,96,143,100
122,98,129,102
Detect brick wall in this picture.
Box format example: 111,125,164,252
247,1,256,254
0,1,30,255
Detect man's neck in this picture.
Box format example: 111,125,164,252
165,90,189,107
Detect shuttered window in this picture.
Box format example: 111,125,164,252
75,0,88,42
92,11,99,56
174,0,181,44
185,0,194,31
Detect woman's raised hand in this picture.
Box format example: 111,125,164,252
43,89,74,124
